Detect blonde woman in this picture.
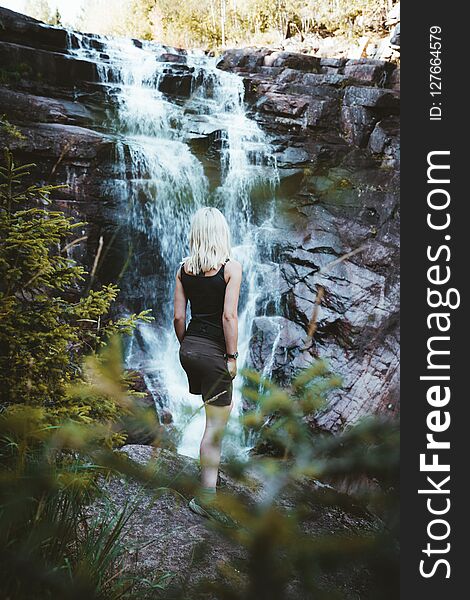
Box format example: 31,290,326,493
173,207,242,518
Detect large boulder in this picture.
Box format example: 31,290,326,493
368,117,400,168
256,92,310,118
158,71,194,97
343,58,393,85
341,105,378,147
216,47,272,71
343,86,400,109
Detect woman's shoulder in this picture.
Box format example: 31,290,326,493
225,258,242,277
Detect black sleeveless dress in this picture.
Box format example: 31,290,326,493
178,261,233,407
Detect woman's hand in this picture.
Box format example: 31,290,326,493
227,358,237,379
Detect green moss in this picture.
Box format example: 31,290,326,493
0,115,26,140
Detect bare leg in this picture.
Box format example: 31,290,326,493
200,402,233,489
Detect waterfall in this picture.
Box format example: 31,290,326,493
67,35,280,458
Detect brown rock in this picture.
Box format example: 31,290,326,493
0,41,97,87
2,122,114,161
0,88,96,126
157,52,187,64
263,51,321,72
256,92,309,118
344,58,394,86
0,6,68,51
343,86,400,109
341,105,378,147
369,117,400,168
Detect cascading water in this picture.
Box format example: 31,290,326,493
67,34,280,457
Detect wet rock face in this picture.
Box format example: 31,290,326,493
218,47,400,432
0,8,399,435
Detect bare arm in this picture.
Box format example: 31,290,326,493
223,260,242,377
173,267,187,344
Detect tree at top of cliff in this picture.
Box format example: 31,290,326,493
70,0,398,48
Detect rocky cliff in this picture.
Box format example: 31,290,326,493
216,48,400,431
0,8,399,435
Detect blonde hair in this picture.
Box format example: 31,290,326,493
184,207,231,275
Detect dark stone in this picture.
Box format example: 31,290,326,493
256,92,309,118
158,72,193,97
256,66,284,77
390,23,400,49
341,105,378,147
343,86,400,110
0,7,68,52
305,97,339,128
186,127,223,155
320,57,347,69
1,122,114,161
344,58,395,85
273,201,399,431
387,67,400,91
88,37,106,52
0,41,98,87
302,72,351,87
157,52,187,64
278,69,349,88
263,51,321,73
345,58,390,68
217,47,271,71
275,146,311,167
369,117,400,168
0,87,96,126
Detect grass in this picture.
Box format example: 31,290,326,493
0,421,173,599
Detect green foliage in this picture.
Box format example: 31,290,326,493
192,364,399,599
0,150,152,441
0,114,26,140
0,410,171,599
0,356,398,598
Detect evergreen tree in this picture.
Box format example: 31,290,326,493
0,150,151,435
